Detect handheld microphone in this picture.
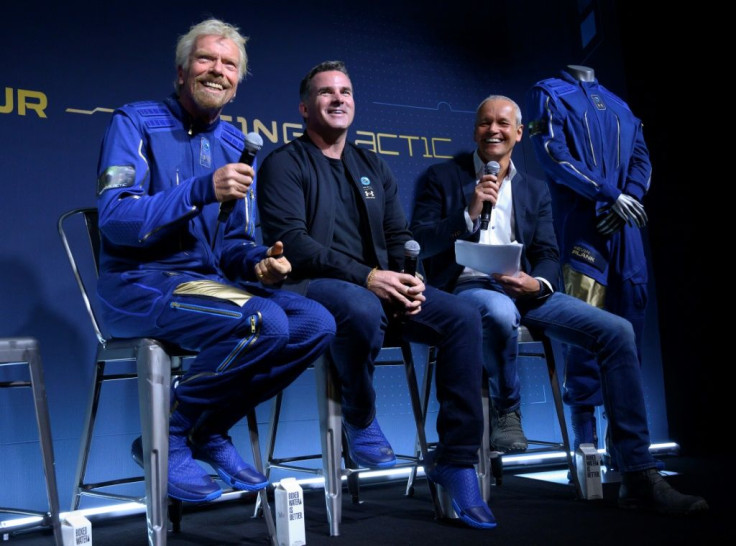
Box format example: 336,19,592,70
479,160,500,230
218,132,264,222
403,239,421,276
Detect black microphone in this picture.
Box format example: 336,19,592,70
403,239,420,276
400,240,421,320
479,160,500,230
218,132,264,222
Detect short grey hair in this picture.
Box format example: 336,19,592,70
174,18,249,91
477,94,522,126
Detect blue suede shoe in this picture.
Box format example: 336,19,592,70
343,418,397,469
191,434,268,492
424,455,497,529
131,436,222,503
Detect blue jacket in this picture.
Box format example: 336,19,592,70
410,152,560,293
526,71,651,284
97,94,266,287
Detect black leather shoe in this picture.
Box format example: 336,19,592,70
619,468,708,515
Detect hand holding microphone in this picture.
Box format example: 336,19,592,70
218,132,264,222
403,239,420,277
480,161,500,230
398,240,424,318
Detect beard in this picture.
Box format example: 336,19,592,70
185,75,235,114
190,85,231,112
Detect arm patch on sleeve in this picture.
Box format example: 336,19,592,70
97,165,136,195
527,118,548,136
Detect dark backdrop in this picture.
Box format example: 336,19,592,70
614,1,720,457
1,0,708,516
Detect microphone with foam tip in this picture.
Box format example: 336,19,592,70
218,132,264,222
480,160,501,230
403,239,421,276
400,240,421,320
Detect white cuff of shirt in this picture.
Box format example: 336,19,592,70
535,277,554,297
464,207,479,233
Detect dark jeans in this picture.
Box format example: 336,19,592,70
455,276,657,473
306,278,484,466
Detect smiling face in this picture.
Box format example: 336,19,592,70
299,70,355,138
474,98,523,164
177,34,240,124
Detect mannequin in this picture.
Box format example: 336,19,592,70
564,64,595,82
525,67,652,464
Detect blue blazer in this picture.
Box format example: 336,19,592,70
410,152,560,294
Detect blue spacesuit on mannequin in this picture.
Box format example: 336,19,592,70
526,65,651,454
96,19,335,503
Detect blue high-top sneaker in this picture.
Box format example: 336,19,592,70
188,407,268,491
191,433,268,492
424,451,497,529
343,418,397,469
167,409,222,502
131,408,222,503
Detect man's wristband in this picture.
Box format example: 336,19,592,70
366,267,379,289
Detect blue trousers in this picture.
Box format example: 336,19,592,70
305,279,484,466
564,277,648,406
454,279,657,472
99,271,336,423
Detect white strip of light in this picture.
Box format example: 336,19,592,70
0,442,679,531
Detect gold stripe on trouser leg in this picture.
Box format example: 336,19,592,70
173,280,254,307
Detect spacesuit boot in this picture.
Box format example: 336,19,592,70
130,398,222,502
166,403,223,502
189,407,268,491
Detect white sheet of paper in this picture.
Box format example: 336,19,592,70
455,240,523,277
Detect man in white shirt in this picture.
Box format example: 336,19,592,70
410,95,708,515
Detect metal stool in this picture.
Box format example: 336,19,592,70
259,336,441,536
482,325,580,497
0,337,62,545
58,207,276,546
406,325,581,503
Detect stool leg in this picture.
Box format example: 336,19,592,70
315,355,342,536
542,336,582,499
137,340,172,546
247,410,277,546
168,500,182,533
26,340,63,546
478,372,492,502
407,349,435,497
343,431,361,504
254,392,283,518
400,343,443,519
70,360,106,511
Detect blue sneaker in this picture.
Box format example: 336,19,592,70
425,454,497,529
191,434,268,492
343,418,397,469
131,436,222,503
